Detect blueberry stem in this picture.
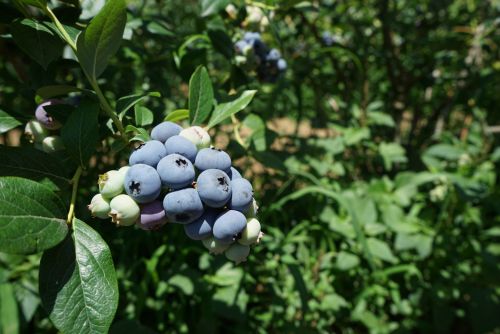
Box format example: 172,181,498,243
230,115,247,148
66,167,83,225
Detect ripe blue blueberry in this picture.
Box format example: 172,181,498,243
197,169,232,208
194,147,231,172
163,188,204,224
164,135,198,163
228,166,242,180
213,210,247,244
229,178,253,212
129,140,167,167
243,32,261,43
184,209,219,240
124,164,162,203
137,200,167,230
151,121,183,143
267,48,281,61
157,153,195,189
35,100,62,130
277,58,287,71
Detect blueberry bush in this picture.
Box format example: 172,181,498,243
0,0,499,333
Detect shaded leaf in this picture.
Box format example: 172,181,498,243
0,109,21,134
189,66,213,125
11,18,64,70
0,145,70,191
0,177,67,254
76,0,127,79
61,100,99,167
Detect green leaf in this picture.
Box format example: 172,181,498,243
134,106,154,127
379,142,407,170
36,85,81,101
367,238,398,264
0,146,70,191
164,109,189,122
125,125,150,143
336,252,360,271
0,283,19,334
76,0,127,79
39,219,119,334
0,177,68,255
61,100,99,167
200,0,229,17
0,109,21,134
11,18,64,70
18,0,46,9
188,66,214,125
117,92,161,118
207,90,256,129
168,274,194,295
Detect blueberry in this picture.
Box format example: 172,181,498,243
88,194,111,219
24,120,48,143
35,100,62,130
150,121,183,143
124,164,161,203
238,218,263,245
42,136,64,153
157,154,195,189
202,236,230,254
229,178,253,212
194,148,231,172
164,135,198,163
184,209,219,240
228,166,242,180
225,243,250,264
267,48,281,61
197,169,232,208
137,200,167,230
129,140,167,167
109,194,140,226
277,58,287,71
235,40,248,55
163,188,204,224
99,170,125,199
213,210,247,244
179,126,211,149
243,32,261,43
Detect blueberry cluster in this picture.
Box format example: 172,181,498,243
24,100,65,153
88,123,263,264
234,32,287,82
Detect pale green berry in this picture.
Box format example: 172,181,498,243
118,166,130,177
88,194,111,219
244,198,259,218
109,194,140,226
98,170,124,199
24,120,48,143
42,136,65,153
179,126,211,149
225,243,250,264
238,218,262,245
202,237,230,254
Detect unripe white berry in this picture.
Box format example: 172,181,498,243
225,243,250,264
202,237,230,254
238,218,262,245
88,194,111,219
98,170,125,199
179,126,211,149
109,194,140,226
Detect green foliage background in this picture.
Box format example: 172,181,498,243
0,0,499,333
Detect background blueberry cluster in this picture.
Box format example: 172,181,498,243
88,122,262,264
234,32,287,83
